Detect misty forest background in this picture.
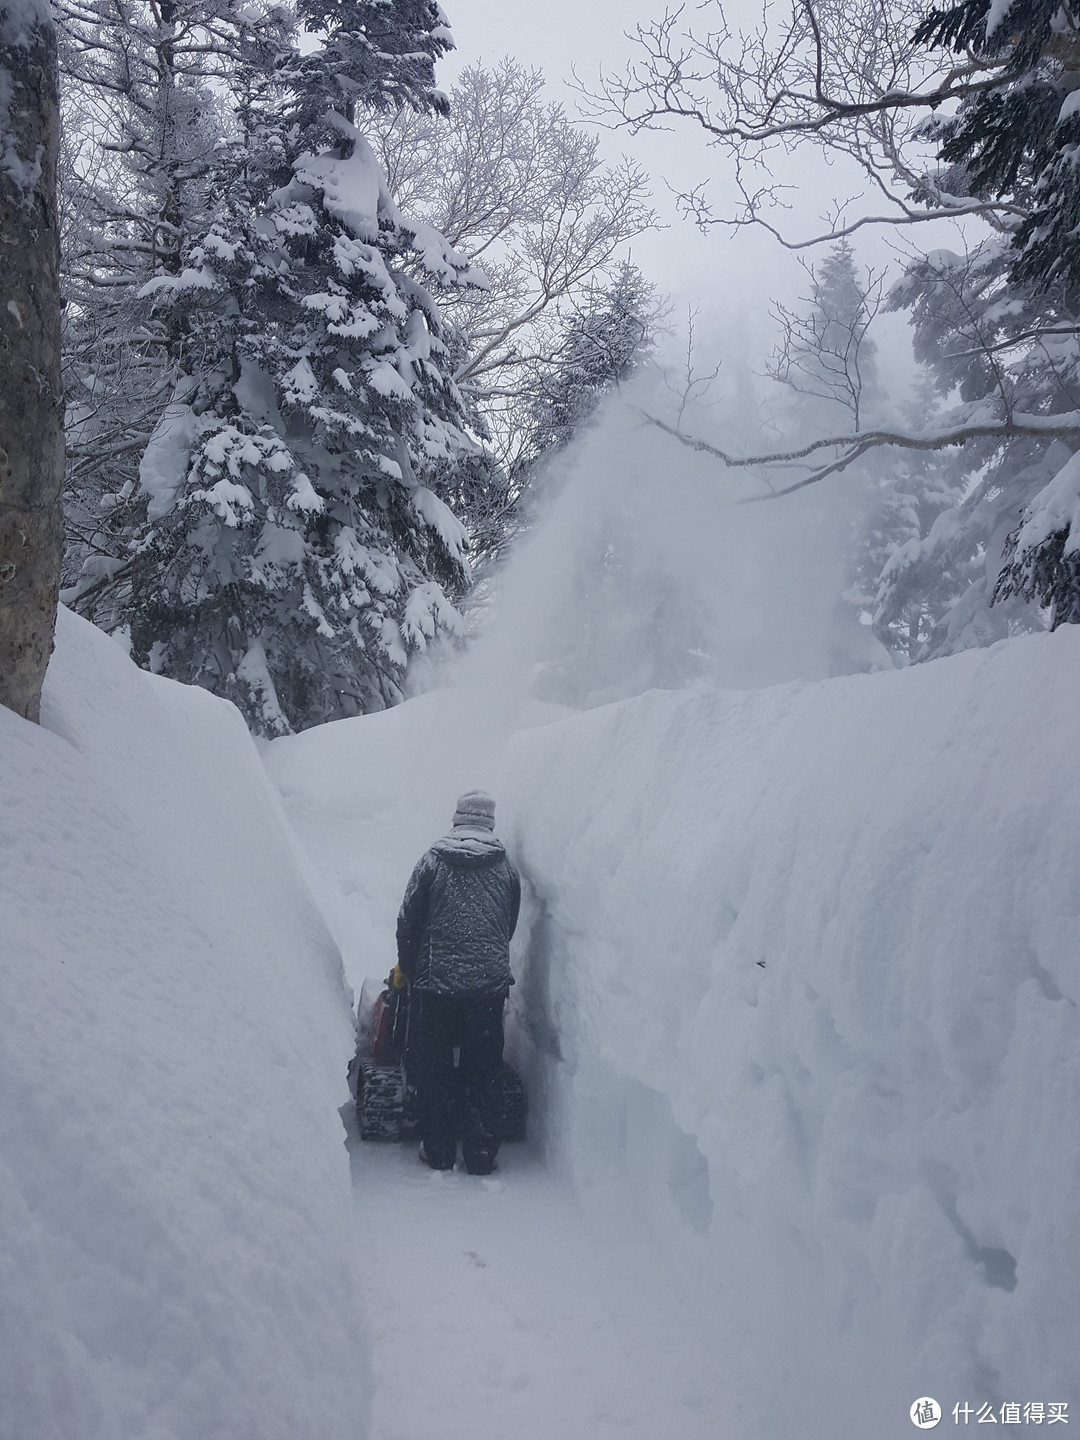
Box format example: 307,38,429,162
31,0,1080,730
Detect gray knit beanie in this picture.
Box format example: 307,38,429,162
452,790,496,831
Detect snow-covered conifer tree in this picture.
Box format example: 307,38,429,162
471,261,662,562
522,261,660,463
74,0,487,734
853,375,974,662
995,463,1080,627
895,0,1080,638
885,241,1067,654
292,0,453,125
57,0,293,605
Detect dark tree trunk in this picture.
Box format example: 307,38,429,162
0,4,64,723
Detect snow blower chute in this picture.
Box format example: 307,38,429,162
348,974,527,1144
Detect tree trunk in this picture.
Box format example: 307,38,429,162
0,2,64,723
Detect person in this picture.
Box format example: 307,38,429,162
395,791,521,1174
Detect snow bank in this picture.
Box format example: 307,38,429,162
503,629,1080,1436
0,610,369,1440
264,627,1079,1436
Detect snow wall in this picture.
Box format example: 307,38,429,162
501,629,1080,1437
0,610,369,1440
266,624,1079,1438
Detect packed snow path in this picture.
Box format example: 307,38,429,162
344,1119,726,1440
265,692,733,1436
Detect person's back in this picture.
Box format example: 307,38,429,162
398,827,518,998
395,791,520,1173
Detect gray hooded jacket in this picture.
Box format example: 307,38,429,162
396,830,521,997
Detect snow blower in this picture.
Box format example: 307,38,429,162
348,974,527,1144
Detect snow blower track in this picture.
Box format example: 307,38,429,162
346,1125,727,1440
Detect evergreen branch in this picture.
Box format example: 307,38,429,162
943,328,1080,359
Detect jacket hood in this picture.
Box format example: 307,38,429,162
431,830,508,868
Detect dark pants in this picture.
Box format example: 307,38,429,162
414,993,504,1173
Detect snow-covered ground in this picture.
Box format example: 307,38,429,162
0,610,368,1440
268,625,1080,1440
347,1137,727,1440
5,604,1078,1440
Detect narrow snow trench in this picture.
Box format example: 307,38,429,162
345,1121,726,1440
264,697,730,1438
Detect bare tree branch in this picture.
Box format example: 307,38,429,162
638,406,1080,502
575,0,1027,250
365,60,658,469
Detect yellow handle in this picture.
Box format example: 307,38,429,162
391,964,407,990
